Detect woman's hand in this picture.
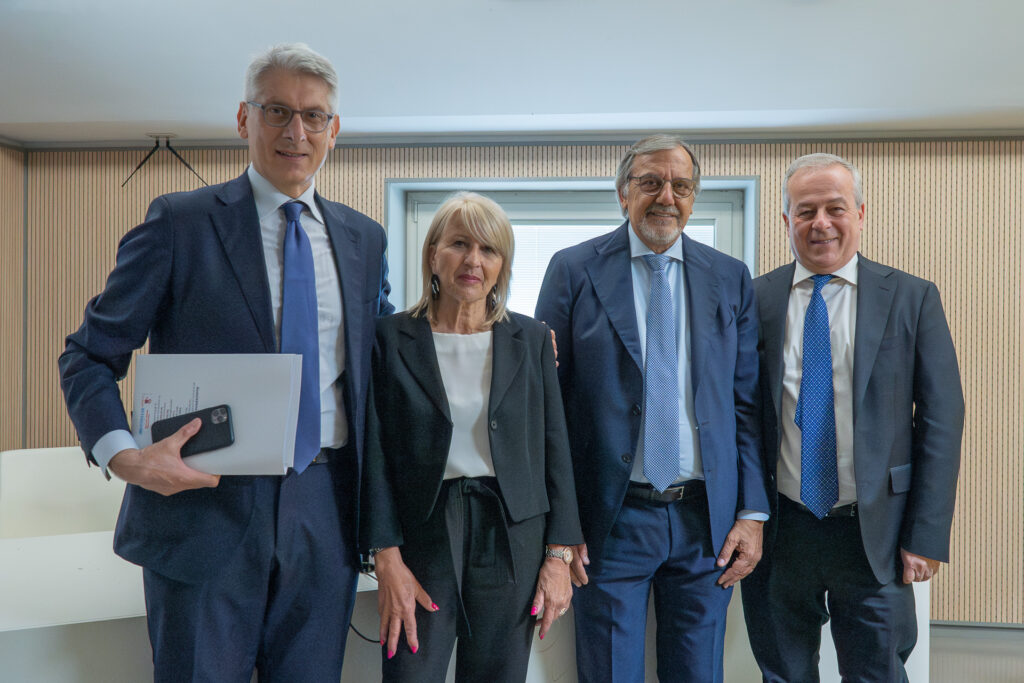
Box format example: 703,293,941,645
530,547,574,640
373,547,438,658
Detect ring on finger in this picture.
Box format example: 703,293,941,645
559,608,567,615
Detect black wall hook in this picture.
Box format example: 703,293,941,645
121,135,208,188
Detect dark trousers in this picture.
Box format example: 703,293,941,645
143,450,360,683
382,477,546,683
742,497,916,683
572,486,732,683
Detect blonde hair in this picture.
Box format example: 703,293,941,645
409,192,514,326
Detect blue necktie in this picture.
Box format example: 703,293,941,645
795,274,837,518
281,201,321,473
642,254,680,492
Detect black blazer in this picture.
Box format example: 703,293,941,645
360,311,583,550
755,256,964,584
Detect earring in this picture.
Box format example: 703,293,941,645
488,285,498,310
430,274,440,300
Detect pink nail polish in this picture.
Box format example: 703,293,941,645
539,633,545,640
380,639,385,646
412,646,418,654
530,606,538,615
431,603,439,611
387,650,395,659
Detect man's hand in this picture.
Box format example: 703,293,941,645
108,418,220,496
900,548,941,583
715,519,764,587
569,543,590,587
373,546,437,658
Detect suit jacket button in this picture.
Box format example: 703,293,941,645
621,454,632,464
490,420,498,430
631,404,641,416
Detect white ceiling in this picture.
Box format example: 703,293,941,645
3,0,1023,147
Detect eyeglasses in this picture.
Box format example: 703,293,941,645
627,174,697,199
246,101,336,133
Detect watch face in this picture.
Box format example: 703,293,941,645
562,547,573,563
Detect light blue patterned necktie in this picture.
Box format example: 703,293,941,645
642,253,680,492
795,274,837,518
281,201,321,473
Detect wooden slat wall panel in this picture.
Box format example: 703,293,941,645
0,146,24,450
22,139,1021,625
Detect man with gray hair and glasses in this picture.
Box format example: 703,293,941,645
536,134,769,682
59,43,393,681
741,152,963,681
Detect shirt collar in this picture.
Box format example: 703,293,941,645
792,253,859,288
627,221,684,263
247,164,324,225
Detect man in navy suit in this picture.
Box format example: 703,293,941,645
536,134,769,683
58,43,393,682
741,153,964,681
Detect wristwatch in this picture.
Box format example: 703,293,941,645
361,547,385,573
544,545,573,565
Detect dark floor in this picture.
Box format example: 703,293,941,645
930,625,1024,683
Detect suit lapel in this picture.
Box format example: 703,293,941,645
211,174,276,352
761,263,796,421
681,235,720,396
853,256,896,417
586,223,642,372
318,195,367,386
396,314,452,423
489,316,525,418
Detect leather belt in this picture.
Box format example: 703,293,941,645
781,495,857,518
626,479,705,504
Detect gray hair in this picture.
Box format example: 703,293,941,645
782,153,863,215
614,134,702,217
244,43,339,112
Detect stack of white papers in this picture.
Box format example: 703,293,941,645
131,354,302,475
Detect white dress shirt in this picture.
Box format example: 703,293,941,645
779,254,859,508
92,165,347,469
433,331,496,480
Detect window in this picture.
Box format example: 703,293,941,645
394,182,755,315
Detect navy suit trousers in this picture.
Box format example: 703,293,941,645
143,450,359,683
573,488,732,683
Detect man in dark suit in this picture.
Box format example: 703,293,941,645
535,134,769,682
58,43,393,682
741,153,964,682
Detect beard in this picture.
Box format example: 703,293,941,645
635,210,685,249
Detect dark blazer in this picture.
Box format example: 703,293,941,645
58,172,393,583
360,311,583,549
755,255,964,583
534,223,768,568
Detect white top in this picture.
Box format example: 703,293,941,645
433,331,496,479
92,165,348,468
779,254,859,508
626,227,702,483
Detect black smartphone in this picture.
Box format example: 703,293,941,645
151,405,234,457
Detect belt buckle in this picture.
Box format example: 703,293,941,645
665,484,687,501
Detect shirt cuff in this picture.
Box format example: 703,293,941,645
92,429,139,474
737,510,769,522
